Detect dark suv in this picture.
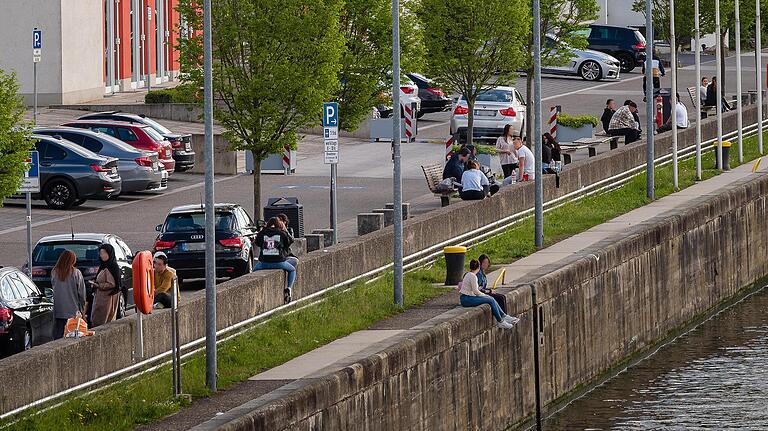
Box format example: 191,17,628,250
77,112,195,172
153,203,260,283
0,267,54,357
584,24,647,73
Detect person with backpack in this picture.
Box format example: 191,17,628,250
253,217,296,304
459,259,518,329
51,250,86,339
276,213,298,269
89,244,121,327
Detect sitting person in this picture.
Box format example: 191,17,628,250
460,160,488,200
600,99,616,134
608,101,641,144
477,255,516,321
459,259,518,329
705,76,730,112
153,252,178,309
657,95,690,133
253,217,296,304
542,132,561,174
443,147,471,182
513,136,536,181
276,213,298,269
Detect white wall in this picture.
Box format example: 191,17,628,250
598,0,645,28
60,0,104,104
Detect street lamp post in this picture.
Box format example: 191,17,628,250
670,0,679,190
694,0,702,180
736,0,743,163
758,0,764,155
645,0,654,200
715,0,723,170
391,0,404,307
533,0,543,248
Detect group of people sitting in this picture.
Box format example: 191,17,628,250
459,255,519,329
601,95,690,144
700,76,731,112
442,125,562,201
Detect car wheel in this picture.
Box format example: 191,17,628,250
72,199,87,207
616,53,635,73
44,180,77,210
579,60,602,81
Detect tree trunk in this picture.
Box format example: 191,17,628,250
525,71,534,144
466,97,475,146
252,150,263,221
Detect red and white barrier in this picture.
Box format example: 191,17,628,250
548,106,560,139
282,145,296,173
445,136,455,160
403,103,416,142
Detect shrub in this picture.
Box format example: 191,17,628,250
145,90,173,104
557,113,599,128
144,84,201,104
451,144,497,155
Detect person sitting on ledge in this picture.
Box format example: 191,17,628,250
460,160,488,200
476,254,511,317
459,259,519,329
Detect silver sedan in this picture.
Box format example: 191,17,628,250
543,36,620,81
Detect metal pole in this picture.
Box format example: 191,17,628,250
533,0,543,247
715,0,723,170
670,0,679,190
391,0,404,307
136,312,144,358
645,0,655,200
171,277,181,396
145,5,151,91
757,0,764,155
695,0,702,180
106,0,116,92
33,62,37,124
736,0,743,163
531,287,542,431
330,163,337,244
26,193,32,277
203,0,217,392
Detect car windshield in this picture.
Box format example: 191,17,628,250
142,126,167,142
475,89,515,103
32,241,101,266
140,117,173,134
165,212,234,231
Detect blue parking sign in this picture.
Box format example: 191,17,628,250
322,102,338,127
33,29,42,49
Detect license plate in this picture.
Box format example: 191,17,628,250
185,143,191,152
180,242,205,251
474,109,496,117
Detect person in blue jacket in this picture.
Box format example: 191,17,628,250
442,147,471,182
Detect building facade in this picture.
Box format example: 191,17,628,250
0,0,182,105
596,0,645,28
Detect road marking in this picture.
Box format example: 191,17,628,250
0,175,244,236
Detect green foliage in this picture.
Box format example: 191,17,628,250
335,0,424,131
175,0,204,88
0,69,34,205
418,0,529,144
557,113,599,129
145,84,200,104
144,90,172,104
451,144,497,155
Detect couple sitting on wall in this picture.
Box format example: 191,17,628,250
458,255,519,329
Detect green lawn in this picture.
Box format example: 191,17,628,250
3,137,763,430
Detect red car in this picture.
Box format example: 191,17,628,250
63,120,176,174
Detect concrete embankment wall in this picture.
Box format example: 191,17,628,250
214,162,768,430
0,105,759,416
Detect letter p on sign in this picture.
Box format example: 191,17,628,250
322,102,338,127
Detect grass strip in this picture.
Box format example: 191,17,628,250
3,137,763,430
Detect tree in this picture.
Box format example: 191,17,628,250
521,0,599,142
0,69,34,205
335,0,424,131
178,0,344,219
418,0,528,145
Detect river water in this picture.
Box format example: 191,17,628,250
542,286,768,430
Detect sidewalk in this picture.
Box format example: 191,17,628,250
137,159,765,430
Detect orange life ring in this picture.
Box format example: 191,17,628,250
132,250,155,315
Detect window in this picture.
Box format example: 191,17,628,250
44,143,67,160
32,242,102,266
10,273,39,298
235,209,251,229
110,238,126,261
142,126,166,142
515,90,525,106
60,132,84,145
117,128,139,142
34,140,47,154
115,239,133,261
164,212,234,232
0,277,17,301
476,89,514,103
91,126,117,138
81,136,104,153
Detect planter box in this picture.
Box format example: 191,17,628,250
557,124,593,142
476,153,492,167
245,151,296,174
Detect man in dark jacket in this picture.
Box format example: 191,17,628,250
600,99,616,133
443,147,471,181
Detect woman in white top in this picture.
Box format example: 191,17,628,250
459,259,518,329
460,160,489,200
495,124,519,179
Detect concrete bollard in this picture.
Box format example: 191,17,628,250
304,234,324,252
385,202,411,220
311,229,335,247
357,213,384,236
372,208,395,227
292,237,307,257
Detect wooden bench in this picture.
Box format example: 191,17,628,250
687,86,717,116
559,136,617,164
422,164,454,207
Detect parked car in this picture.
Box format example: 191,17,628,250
0,267,54,357
19,135,122,209
542,35,620,81
449,86,527,144
153,203,260,283
376,75,422,118
28,233,135,318
76,112,195,172
406,72,451,118
62,120,176,174
580,24,647,73
35,127,167,193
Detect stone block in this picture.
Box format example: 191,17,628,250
385,202,411,220
304,234,324,252
357,213,384,236
372,208,395,227
311,229,335,247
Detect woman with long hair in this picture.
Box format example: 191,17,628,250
253,217,296,304
459,259,517,329
51,250,86,339
90,244,121,327
459,160,488,200
495,124,519,179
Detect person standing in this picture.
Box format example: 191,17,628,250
153,251,178,309
253,217,296,304
459,259,518,329
642,52,665,99
90,244,121,327
51,250,86,339
600,99,617,133
495,124,519,179
513,136,535,181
